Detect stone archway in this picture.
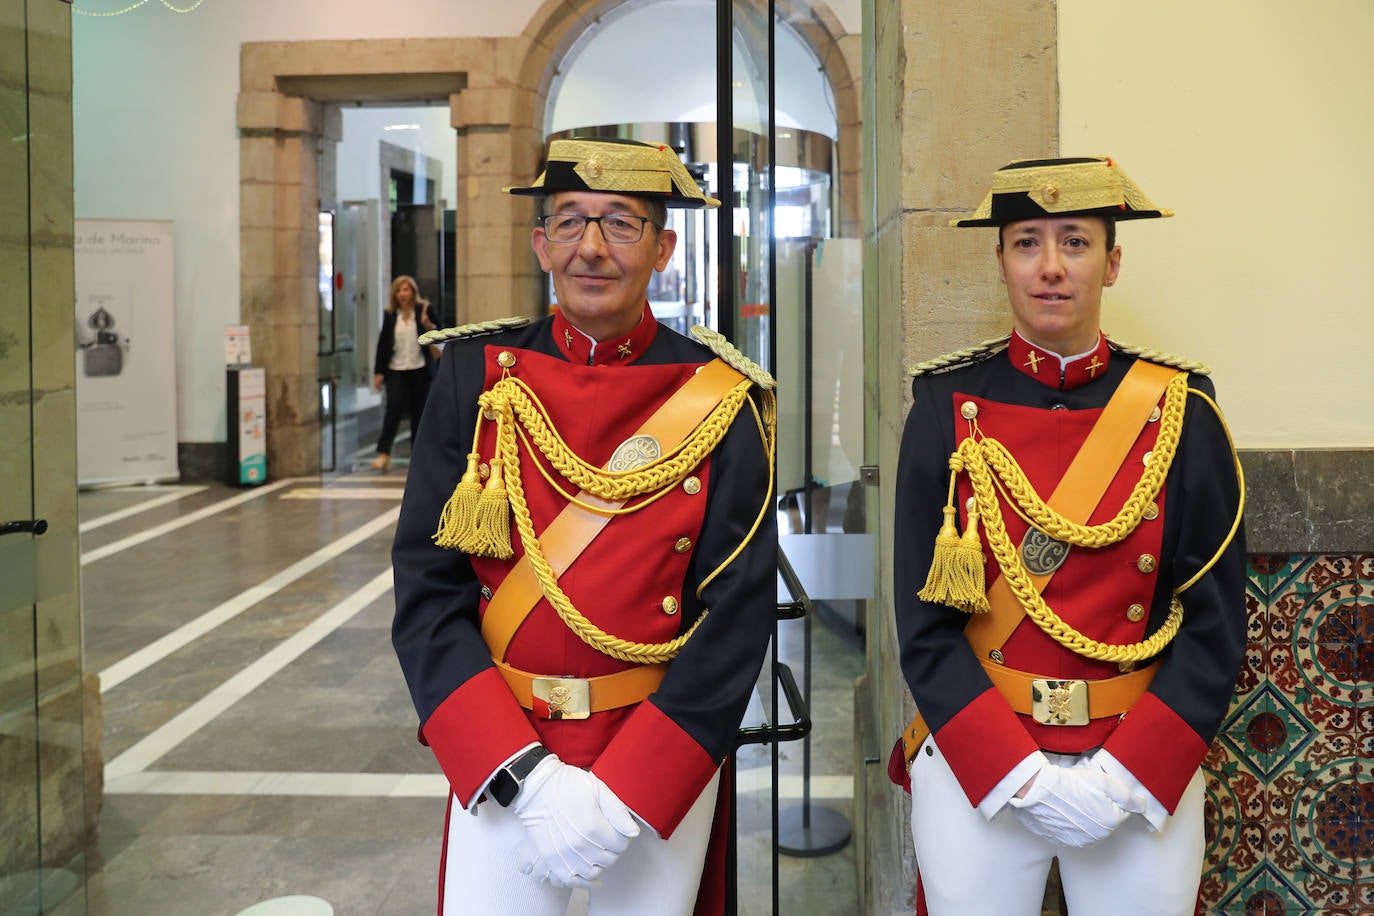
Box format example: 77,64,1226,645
237,2,861,477
516,0,864,237
237,38,538,476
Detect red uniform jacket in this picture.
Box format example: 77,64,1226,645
392,308,776,839
894,332,1246,812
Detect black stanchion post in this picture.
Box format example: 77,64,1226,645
777,240,850,858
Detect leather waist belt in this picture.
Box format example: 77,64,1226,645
494,659,667,720
982,659,1157,724
901,661,1158,763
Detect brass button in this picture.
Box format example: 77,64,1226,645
662,596,679,615
674,537,693,554
1126,603,1146,622
483,408,499,421
960,401,979,420
989,649,1003,665
1148,406,1162,423
965,496,977,514
1143,501,1159,521
1136,554,1157,574
479,462,490,480
1142,450,1153,466
480,585,493,600
1118,661,1136,674
1041,183,1060,204
585,157,603,178
682,476,701,495
496,350,516,368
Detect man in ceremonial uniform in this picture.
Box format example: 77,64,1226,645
891,157,1246,914
391,137,777,915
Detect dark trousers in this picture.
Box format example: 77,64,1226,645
376,367,431,455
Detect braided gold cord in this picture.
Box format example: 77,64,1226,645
956,371,1191,662
419,316,532,346
1105,336,1211,376
695,390,777,596
493,401,707,664
909,337,1010,377
483,376,751,503
969,372,1188,547
475,373,753,664
967,448,1184,661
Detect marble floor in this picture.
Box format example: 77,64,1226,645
57,460,867,915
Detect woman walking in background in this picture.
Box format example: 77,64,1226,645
370,275,438,471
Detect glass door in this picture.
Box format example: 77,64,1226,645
1,1,87,911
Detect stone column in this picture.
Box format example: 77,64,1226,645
450,83,546,324
238,90,329,477
857,1,1060,911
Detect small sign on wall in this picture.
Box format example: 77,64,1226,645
224,325,252,365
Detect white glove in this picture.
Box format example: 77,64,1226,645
1007,757,1146,847
512,754,640,888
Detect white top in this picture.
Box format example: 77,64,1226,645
389,311,426,371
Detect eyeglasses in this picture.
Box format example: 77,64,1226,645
539,213,659,245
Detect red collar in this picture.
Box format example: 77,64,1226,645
550,305,658,366
1007,331,1111,390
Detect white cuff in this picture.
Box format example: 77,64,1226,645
977,751,1048,820
1093,749,1168,831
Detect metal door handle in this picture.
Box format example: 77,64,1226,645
0,519,48,536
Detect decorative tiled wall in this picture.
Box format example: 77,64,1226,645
1202,554,1373,914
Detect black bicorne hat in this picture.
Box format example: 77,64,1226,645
505,137,719,209
951,156,1173,227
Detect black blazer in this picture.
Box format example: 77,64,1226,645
373,303,438,376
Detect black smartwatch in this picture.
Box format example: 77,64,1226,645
489,746,551,807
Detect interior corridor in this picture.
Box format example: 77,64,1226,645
64,458,864,915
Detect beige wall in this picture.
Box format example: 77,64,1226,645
1059,0,1374,448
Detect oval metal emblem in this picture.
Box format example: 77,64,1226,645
608,434,661,471
1020,528,1069,575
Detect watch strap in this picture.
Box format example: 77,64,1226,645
491,745,551,806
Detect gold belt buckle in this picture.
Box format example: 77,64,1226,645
532,677,590,720
1031,679,1089,726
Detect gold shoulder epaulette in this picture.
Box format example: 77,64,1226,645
419,316,532,347
1105,336,1211,376
691,325,777,390
909,336,1010,377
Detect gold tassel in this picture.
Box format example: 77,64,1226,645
469,457,513,559
917,464,990,613
432,452,484,550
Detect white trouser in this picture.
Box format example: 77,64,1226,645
909,738,1204,916
441,772,719,916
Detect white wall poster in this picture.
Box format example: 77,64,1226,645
75,219,179,485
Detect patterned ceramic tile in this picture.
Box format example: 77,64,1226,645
1201,554,1373,915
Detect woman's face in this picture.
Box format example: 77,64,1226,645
396,281,416,308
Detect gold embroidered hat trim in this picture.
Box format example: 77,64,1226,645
951,156,1173,227
506,138,720,209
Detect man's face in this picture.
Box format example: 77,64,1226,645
996,216,1121,356
532,191,676,341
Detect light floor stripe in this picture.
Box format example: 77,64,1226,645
105,569,394,781
81,477,306,565
98,507,400,691
280,487,405,500
79,485,209,533
104,768,852,800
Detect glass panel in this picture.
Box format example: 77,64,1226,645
729,2,772,375
727,1,780,910
2,1,86,911
0,0,42,907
